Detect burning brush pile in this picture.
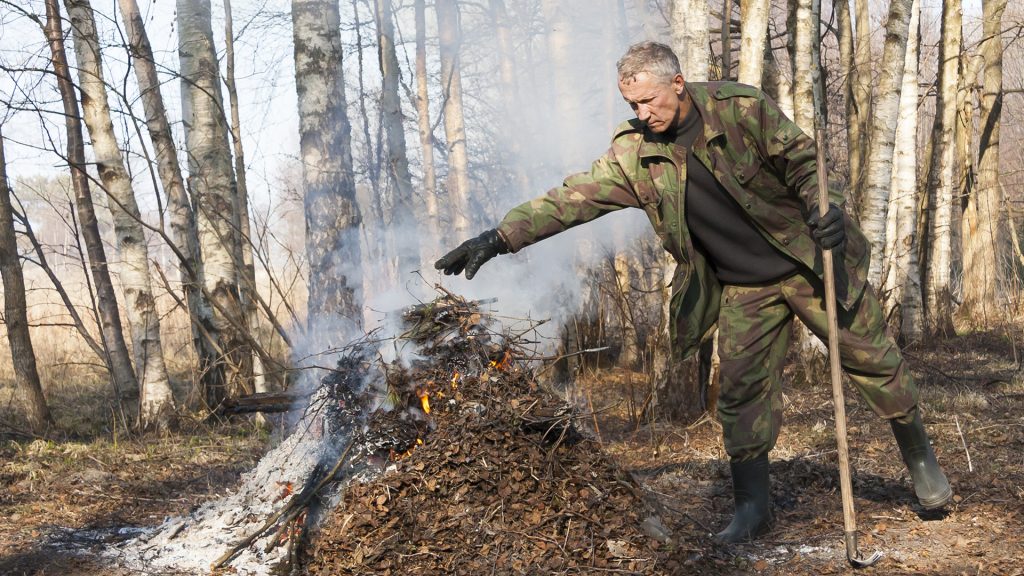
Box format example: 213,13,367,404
111,292,675,574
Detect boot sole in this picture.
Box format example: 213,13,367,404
919,485,953,510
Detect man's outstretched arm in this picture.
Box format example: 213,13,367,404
435,144,642,279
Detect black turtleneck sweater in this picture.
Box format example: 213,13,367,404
672,104,798,284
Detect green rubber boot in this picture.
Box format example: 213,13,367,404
890,410,952,509
714,453,773,543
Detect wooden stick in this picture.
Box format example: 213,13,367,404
815,126,880,568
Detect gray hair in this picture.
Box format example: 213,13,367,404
616,41,681,84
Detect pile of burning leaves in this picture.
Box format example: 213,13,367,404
300,292,674,574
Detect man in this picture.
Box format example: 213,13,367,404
435,41,951,543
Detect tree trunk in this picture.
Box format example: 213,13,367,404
922,0,962,336
115,0,221,401
374,0,419,277
738,0,770,87
849,0,872,201
292,0,363,337
958,0,1008,327
414,0,439,265
44,0,140,401
837,0,854,187
763,37,794,117
719,0,732,81
411,0,440,264
0,130,51,431
435,0,472,242
223,0,269,395
788,0,828,370
65,0,176,430
540,0,586,170
178,0,252,405
883,0,923,340
670,0,709,82
490,0,531,199
857,0,914,287
791,0,821,135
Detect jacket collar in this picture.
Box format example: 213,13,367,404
636,81,725,162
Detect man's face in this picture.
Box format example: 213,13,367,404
618,71,686,134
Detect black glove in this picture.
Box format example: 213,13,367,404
807,203,846,249
434,229,509,279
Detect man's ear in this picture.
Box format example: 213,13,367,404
673,73,685,95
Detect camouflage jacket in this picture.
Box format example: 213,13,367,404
496,81,870,359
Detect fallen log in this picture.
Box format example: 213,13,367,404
215,391,311,415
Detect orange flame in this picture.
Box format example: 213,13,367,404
490,350,513,372
420,392,431,414
451,372,461,388
274,481,294,502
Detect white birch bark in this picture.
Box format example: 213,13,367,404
923,0,962,335
414,0,439,265
65,0,175,429
223,0,268,395
849,0,872,199
791,0,821,135
857,0,915,287
883,0,922,340
670,0,709,82
292,0,363,337
837,0,855,184
789,0,827,363
763,39,794,118
436,0,472,242
178,0,251,404
116,0,219,397
958,0,1008,326
738,0,770,87
490,0,531,198
45,0,140,401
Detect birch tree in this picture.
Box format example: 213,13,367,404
857,0,915,286
178,0,252,403
738,0,770,87
959,0,1009,325
883,0,923,340
849,0,872,199
837,0,854,175
922,0,961,335
670,0,709,82
223,0,268,394
116,0,219,398
791,0,822,134
0,129,51,431
414,0,439,263
292,0,363,334
540,0,588,171
490,0,531,198
44,0,140,400
436,0,472,241
64,0,175,429
374,0,418,276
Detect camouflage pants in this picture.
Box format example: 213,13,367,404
717,269,918,462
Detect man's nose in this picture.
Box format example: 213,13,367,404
636,106,650,121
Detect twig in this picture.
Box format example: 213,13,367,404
586,385,603,446
213,435,359,569
955,415,973,472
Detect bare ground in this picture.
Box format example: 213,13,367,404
1,327,1022,575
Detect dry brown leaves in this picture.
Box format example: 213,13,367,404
307,355,671,575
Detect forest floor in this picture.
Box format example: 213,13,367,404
0,326,1022,575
